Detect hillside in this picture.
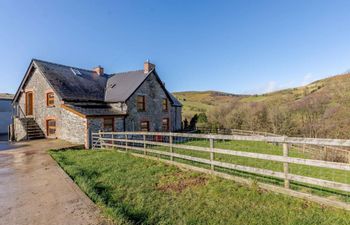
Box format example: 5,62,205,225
173,73,350,138
173,91,246,119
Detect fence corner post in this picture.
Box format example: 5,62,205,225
170,133,174,161
283,141,290,189
86,128,92,149
210,136,214,171
98,130,103,149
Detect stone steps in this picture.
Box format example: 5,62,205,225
20,118,45,140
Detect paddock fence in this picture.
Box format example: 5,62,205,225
196,127,350,163
92,131,350,210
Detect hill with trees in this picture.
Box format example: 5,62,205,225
173,73,350,138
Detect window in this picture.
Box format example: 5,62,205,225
137,96,146,111
162,118,169,131
70,68,82,76
46,119,56,136
103,118,114,132
140,121,149,132
46,92,55,107
162,98,168,111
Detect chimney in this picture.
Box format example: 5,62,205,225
144,60,155,74
93,65,104,75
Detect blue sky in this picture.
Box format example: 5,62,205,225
1,0,350,94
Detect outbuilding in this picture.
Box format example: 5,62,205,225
0,93,14,140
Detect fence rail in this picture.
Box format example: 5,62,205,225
92,131,350,208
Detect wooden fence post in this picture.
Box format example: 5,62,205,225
125,134,128,152
210,137,214,171
170,134,174,161
98,130,102,149
143,134,146,155
283,142,290,189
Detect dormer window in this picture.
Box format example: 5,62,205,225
137,95,146,111
46,92,55,107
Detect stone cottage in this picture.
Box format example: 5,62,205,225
12,59,182,147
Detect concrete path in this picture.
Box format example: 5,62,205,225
0,139,111,225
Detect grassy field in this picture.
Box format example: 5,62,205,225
50,149,350,225
124,139,350,202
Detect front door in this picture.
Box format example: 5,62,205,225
25,92,33,116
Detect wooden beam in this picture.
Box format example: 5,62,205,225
61,104,86,118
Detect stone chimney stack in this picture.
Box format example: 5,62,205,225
93,66,104,75
144,60,155,74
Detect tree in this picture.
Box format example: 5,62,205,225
183,119,189,130
197,113,208,123
189,114,198,130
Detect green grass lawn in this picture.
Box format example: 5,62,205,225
50,149,350,225
129,139,350,201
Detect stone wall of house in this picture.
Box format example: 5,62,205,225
60,109,86,144
87,117,125,134
16,67,61,136
125,72,173,131
171,106,182,131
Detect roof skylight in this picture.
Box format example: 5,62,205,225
70,68,82,76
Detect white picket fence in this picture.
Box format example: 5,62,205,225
92,131,350,209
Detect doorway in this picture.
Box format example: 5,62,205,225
25,92,33,116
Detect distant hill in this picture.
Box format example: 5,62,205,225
173,91,246,120
0,93,14,100
173,73,350,138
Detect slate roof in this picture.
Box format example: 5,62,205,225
0,93,14,100
105,70,148,102
168,93,182,107
13,59,182,116
34,59,108,102
64,103,126,116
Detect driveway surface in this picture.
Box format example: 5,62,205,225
0,139,110,225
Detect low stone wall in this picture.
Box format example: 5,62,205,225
13,118,27,141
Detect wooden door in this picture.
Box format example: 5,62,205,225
25,92,33,116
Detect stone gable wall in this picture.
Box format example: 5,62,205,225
125,72,180,131
17,68,61,135
15,67,87,144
